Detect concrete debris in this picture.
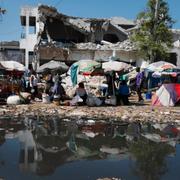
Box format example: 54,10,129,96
76,39,135,51
110,16,135,26
68,18,91,33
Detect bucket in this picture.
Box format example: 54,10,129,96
145,92,152,100
53,95,60,106
42,93,50,104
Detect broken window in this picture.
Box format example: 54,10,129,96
29,51,34,64
29,16,36,34
21,26,26,39
103,34,119,43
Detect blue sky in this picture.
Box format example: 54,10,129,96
0,0,180,41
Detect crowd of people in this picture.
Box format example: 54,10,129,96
3,67,147,106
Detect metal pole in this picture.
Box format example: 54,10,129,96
155,0,159,19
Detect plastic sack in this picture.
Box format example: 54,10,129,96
7,95,22,105
42,93,50,104
86,94,102,107
70,95,83,106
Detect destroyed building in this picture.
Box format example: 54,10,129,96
20,5,180,69
20,5,138,68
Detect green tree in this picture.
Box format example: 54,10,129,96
129,138,174,180
131,0,174,63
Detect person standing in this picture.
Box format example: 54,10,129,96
51,76,66,101
136,67,144,102
118,80,130,105
30,71,38,99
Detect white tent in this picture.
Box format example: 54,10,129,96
0,61,26,71
37,60,68,73
102,61,130,72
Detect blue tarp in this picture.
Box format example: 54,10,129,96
70,64,79,86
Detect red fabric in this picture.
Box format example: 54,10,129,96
171,127,179,135
82,72,91,76
152,84,180,106
152,94,162,106
175,84,180,101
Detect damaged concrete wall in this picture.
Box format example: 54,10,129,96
103,24,127,43
34,5,139,66
37,5,129,45
38,46,69,61
90,21,105,43
43,18,86,43
38,45,139,64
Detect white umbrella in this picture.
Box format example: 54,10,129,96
0,61,26,71
102,60,130,72
37,60,69,73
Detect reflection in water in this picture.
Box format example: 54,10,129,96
129,138,174,180
0,116,180,179
18,130,38,173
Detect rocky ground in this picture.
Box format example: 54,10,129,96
0,98,180,123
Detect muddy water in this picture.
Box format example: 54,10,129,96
0,116,180,180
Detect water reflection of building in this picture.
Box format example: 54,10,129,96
18,130,39,173
32,119,130,175
2,117,176,178
0,128,5,146
0,118,25,143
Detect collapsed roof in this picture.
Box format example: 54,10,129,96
37,5,136,47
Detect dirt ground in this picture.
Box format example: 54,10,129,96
0,95,180,123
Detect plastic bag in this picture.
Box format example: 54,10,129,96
31,88,35,93
86,94,102,106
42,93,50,104
70,95,83,106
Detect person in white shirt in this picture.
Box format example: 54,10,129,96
29,71,38,99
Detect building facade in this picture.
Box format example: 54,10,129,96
20,5,180,69
0,41,24,63
20,6,39,69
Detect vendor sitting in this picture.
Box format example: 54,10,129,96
118,80,130,105
75,82,87,105
50,77,66,101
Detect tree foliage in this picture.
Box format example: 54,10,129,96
129,138,174,180
131,0,174,62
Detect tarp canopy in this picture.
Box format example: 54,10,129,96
145,61,176,72
102,60,130,72
145,61,177,89
0,61,26,71
152,84,180,106
152,68,180,78
68,60,101,86
37,60,69,73
72,60,101,74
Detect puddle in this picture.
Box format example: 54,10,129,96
0,117,180,180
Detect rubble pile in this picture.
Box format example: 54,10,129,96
76,40,136,51
40,40,75,48
0,103,180,124
62,75,106,98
